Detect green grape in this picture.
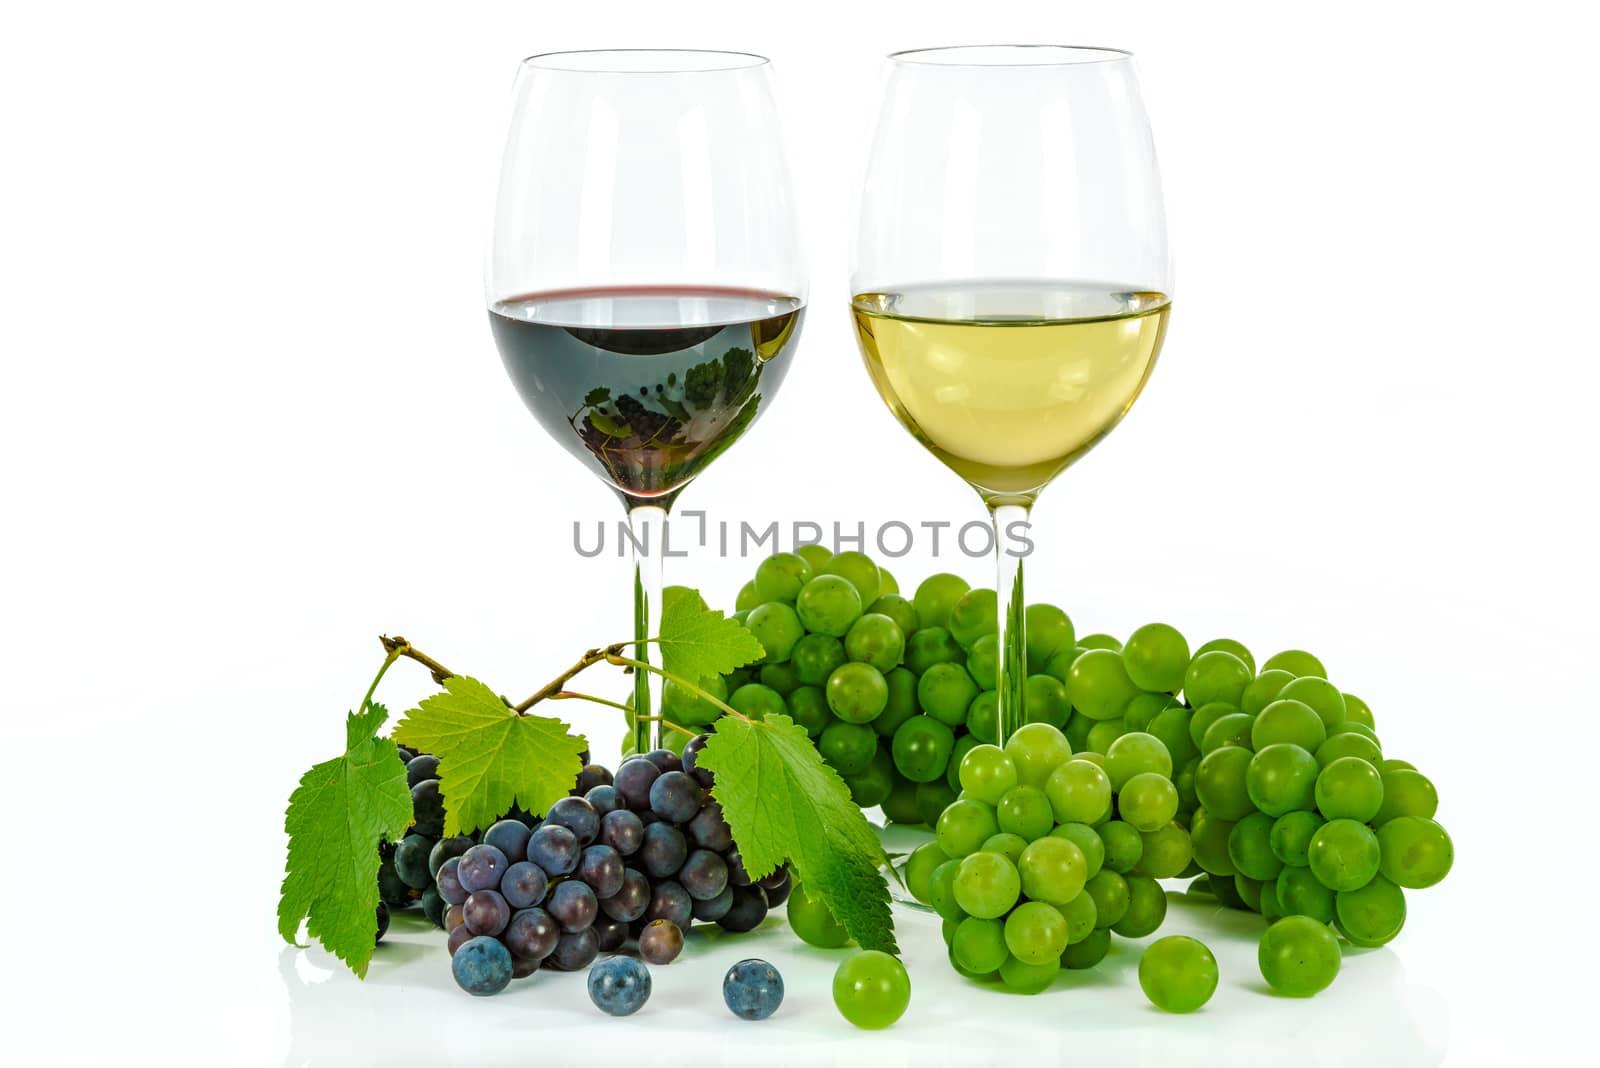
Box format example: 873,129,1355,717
958,743,1019,805
1269,810,1325,868
1113,874,1169,937
1208,874,1248,910
912,573,970,631
1276,865,1335,923
1335,874,1406,946
1315,731,1382,768
786,685,833,739
754,551,814,604
1044,759,1112,824
1245,743,1319,816
826,662,889,724
795,574,864,637
1072,750,1107,769
735,580,762,612
1024,674,1071,729
1308,818,1382,891
1183,650,1252,708
905,840,950,904
787,879,851,948
1025,603,1075,674
1200,712,1255,754
999,954,1060,993
918,662,980,726
953,850,1022,919
731,610,751,627
844,613,906,673
832,950,910,1029
1138,935,1218,1013
883,777,922,824
1084,870,1130,928
1049,823,1106,879
1262,649,1327,678
759,660,802,696
915,780,958,826
1380,758,1413,772
891,716,955,783
1315,756,1384,821
1057,889,1099,944
1376,817,1453,888
1085,718,1125,754
1147,705,1198,772
1123,622,1191,693
1327,720,1382,746
952,916,1009,975
730,682,787,721
795,543,832,571
1258,870,1285,922
1120,772,1179,833
1373,769,1438,825
873,667,919,738
941,915,960,946
1044,645,1086,684
946,734,980,793
1195,745,1254,820
1060,926,1111,969
877,567,899,595
820,550,882,605
1240,668,1294,717
1068,649,1140,720
1078,633,1123,652
1343,692,1375,729
966,633,999,690
1005,900,1069,965
1194,638,1255,675
905,626,965,675
1173,756,1201,815
981,832,1028,866
1135,822,1193,879
1259,916,1340,996
966,690,1000,745
1121,691,1173,734
1252,699,1328,752
1227,811,1284,881
791,632,847,686
1188,702,1239,748
1188,807,1236,877
661,674,728,728
1062,710,1092,751
936,798,1000,858
818,720,877,775
845,748,895,807
928,858,963,921
867,594,920,640
1017,835,1088,905
996,784,1054,841
1004,722,1074,788
1234,874,1263,912
1097,820,1144,873
1105,731,1174,790
948,588,999,652
1277,675,1346,731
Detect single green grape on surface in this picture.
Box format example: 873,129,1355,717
833,950,911,1030
1139,936,1219,1013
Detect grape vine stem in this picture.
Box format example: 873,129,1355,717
378,635,456,685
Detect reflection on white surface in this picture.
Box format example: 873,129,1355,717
277,885,1447,1066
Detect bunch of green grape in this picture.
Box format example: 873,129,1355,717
897,721,1189,993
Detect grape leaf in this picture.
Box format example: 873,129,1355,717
656,585,764,682
391,675,586,835
278,701,413,978
698,712,897,953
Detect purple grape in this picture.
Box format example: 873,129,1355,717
374,902,390,944
679,849,730,902
599,869,651,923
500,861,549,910
544,797,600,846
546,927,599,972
447,923,476,956
649,770,704,823
723,958,784,1020
593,917,628,952
428,835,473,878
410,779,445,837
638,919,684,965
504,907,559,961
457,844,510,894
687,802,734,851
716,885,769,933
575,763,614,794
681,734,714,787
757,863,790,891
691,885,734,922
394,834,433,889
482,819,532,862
587,956,651,1016
758,866,792,907
640,823,688,879
646,879,693,930
512,955,540,979
527,824,580,876
726,850,754,887
548,879,599,932
585,784,624,817
405,753,440,788
613,758,661,812
578,844,625,898
463,890,511,937
644,748,683,773
395,746,416,763
452,935,512,996
599,809,645,856
444,904,465,931
421,887,447,928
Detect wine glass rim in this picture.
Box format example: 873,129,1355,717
888,44,1133,67
520,49,770,74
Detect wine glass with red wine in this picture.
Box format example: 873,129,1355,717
487,50,805,753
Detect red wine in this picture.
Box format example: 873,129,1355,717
489,287,803,505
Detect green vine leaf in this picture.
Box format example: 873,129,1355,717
392,675,587,835
698,712,897,954
656,585,765,681
278,701,413,978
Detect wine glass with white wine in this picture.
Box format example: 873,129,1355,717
851,45,1171,744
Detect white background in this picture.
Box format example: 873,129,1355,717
2,1,1596,1064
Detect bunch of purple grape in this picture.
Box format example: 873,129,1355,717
436,738,792,996
374,746,454,936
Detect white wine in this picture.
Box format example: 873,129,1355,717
851,281,1170,504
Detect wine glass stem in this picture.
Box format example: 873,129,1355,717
627,504,668,755
991,502,1031,744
